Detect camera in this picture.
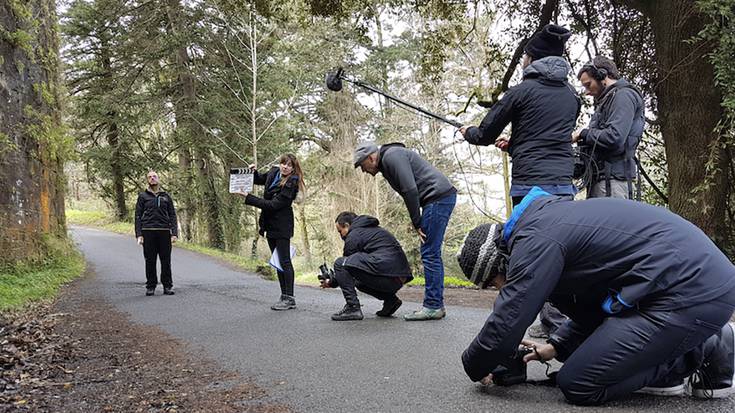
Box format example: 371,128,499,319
491,345,533,386
318,263,334,282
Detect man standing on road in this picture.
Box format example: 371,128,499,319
457,188,735,405
573,55,645,199
354,141,456,321
320,211,412,321
135,171,179,296
459,24,579,205
459,24,580,339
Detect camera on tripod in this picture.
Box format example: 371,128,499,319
490,345,534,386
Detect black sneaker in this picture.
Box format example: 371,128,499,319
376,297,402,317
271,295,296,311
146,288,155,296
691,322,735,399
331,304,363,321
163,288,175,295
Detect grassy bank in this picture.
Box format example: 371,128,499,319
0,237,86,312
66,209,474,288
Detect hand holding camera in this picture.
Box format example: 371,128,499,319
318,263,336,288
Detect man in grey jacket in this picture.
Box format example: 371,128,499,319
573,56,645,199
354,142,456,321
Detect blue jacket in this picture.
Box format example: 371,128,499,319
579,78,645,182
464,57,580,187
462,193,735,382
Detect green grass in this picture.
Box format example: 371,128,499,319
0,237,86,312
66,209,474,288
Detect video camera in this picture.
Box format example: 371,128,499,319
318,262,334,283
490,345,534,386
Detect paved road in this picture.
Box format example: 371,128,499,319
71,227,734,413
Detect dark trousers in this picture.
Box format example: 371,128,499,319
333,258,403,306
556,287,735,405
267,238,294,297
142,230,172,289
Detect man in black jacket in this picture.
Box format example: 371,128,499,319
320,212,413,321
457,188,735,405
354,142,455,321
460,24,580,206
573,56,645,199
459,23,580,340
135,171,179,296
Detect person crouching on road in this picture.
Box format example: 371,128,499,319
457,188,735,405
236,154,305,311
134,170,179,296
320,212,413,321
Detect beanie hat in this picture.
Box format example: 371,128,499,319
524,24,571,60
457,223,508,288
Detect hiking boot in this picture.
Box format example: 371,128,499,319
146,287,155,296
331,304,363,321
403,307,446,321
636,376,686,396
163,287,175,295
376,297,402,317
528,323,550,339
691,322,735,399
271,295,296,311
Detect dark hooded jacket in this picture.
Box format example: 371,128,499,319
464,56,580,187
462,194,735,382
245,166,299,239
578,78,645,182
378,143,456,229
135,189,178,237
342,215,413,280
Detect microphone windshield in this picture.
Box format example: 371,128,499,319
326,68,343,92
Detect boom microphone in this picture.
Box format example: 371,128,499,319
326,68,343,91
325,67,463,128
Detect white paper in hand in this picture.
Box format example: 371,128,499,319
269,245,296,272
229,168,254,194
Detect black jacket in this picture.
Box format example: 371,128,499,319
579,79,645,181
245,166,299,239
342,215,413,280
462,195,735,382
378,143,456,229
134,189,178,237
464,57,579,186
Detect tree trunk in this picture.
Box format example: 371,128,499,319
642,1,729,245
106,121,127,220
165,0,224,248
297,202,312,263
0,0,66,265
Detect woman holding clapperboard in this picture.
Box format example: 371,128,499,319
235,154,305,311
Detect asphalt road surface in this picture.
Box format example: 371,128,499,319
71,227,735,413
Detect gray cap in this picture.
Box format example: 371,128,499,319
353,141,379,168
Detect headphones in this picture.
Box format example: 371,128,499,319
583,61,608,81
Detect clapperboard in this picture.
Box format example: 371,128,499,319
229,168,254,194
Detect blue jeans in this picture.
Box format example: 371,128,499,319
420,192,456,309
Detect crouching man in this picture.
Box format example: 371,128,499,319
457,187,735,405
320,212,413,321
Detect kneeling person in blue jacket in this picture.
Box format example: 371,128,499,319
457,187,735,405
320,212,413,321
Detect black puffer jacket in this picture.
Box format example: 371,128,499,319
245,166,299,239
342,215,413,279
134,189,178,237
464,56,580,186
